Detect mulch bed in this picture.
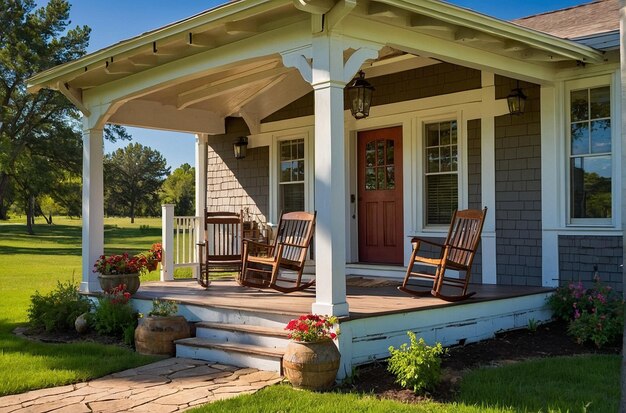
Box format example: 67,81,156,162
339,321,621,404
14,326,131,349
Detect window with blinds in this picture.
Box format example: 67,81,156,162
424,121,458,225
279,139,305,213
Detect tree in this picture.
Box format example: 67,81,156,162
104,143,170,223
159,163,195,216
0,0,90,220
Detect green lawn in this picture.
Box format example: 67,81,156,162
191,354,619,413
0,215,621,412
0,216,163,396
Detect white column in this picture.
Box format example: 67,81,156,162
161,204,175,281
480,72,497,284
311,34,349,316
194,134,208,278
81,125,104,293
540,84,560,287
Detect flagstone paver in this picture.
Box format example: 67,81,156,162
0,358,282,413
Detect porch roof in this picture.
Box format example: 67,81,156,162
27,0,604,126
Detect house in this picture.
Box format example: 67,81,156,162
27,0,625,377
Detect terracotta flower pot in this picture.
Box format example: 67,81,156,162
134,316,191,356
282,339,340,390
97,273,140,294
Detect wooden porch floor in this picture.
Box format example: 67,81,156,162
135,277,552,321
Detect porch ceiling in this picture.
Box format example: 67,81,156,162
27,0,605,134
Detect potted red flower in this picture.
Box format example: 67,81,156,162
142,243,162,272
282,314,341,390
93,253,148,294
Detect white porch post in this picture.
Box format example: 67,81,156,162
80,124,104,293
161,204,175,281
194,133,208,278
311,34,349,317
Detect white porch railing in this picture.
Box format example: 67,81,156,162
161,204,201,281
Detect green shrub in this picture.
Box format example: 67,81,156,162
387,331,445,394
27,280,92,332
548,280,623,348
90,284,138,345
147,299,178,317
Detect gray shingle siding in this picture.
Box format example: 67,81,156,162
467,119,482,282
205,118,269,223
558,235,623,291
494,77,542,286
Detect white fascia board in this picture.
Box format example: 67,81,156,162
27,0,291,91
83,22,312,109
344,16,557,84
378,0,603,63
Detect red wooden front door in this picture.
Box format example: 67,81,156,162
357,127,404,264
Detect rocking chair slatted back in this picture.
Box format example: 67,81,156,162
275,211,315,264
197,210,244,288
444,209,485,268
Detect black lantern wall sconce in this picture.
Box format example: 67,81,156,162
233,136,249,160
507,80,527,116
346,70,374,120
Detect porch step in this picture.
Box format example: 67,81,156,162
195,322,290,348
175,337,285,373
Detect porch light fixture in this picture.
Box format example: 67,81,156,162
346,70,374,120
506,80,527,116
233,136,248,160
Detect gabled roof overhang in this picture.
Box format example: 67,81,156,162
26,0,605,131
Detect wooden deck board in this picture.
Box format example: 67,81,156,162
135,278,552,320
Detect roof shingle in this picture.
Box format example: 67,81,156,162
512,0,619,39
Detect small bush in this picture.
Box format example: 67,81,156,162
148,299,178,317
28,280,92,332
90,284,138,345
548,280,623,348
387,331,445,394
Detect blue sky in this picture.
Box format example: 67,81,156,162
49,0,589,169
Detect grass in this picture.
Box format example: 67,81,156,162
190,354,620,413
0,215,165,396
188,384,511,413
458,354,619,413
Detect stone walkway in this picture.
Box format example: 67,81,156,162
0,358,282,413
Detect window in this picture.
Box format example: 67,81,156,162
279,139,305,213
569,86,612,222
424,120,458,225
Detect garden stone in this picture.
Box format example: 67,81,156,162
75,313,89,334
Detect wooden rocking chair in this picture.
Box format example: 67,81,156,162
197,210,244,288
399,208,487,302
239,211,316,293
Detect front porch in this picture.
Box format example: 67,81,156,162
131,277,552,377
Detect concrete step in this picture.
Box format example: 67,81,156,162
175,337,285,373
195,322,290,348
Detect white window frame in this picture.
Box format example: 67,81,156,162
269,131,313,223
564,75,616,227
417,112,466,232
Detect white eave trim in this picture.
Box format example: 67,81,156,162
27,0,291,91
378,0,604,63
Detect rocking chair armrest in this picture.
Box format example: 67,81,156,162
445,244,476,253
410,237,444,249
277,241,306,249
243,239,275,251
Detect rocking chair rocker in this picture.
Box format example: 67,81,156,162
399,208,487,302
239,211,316,293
